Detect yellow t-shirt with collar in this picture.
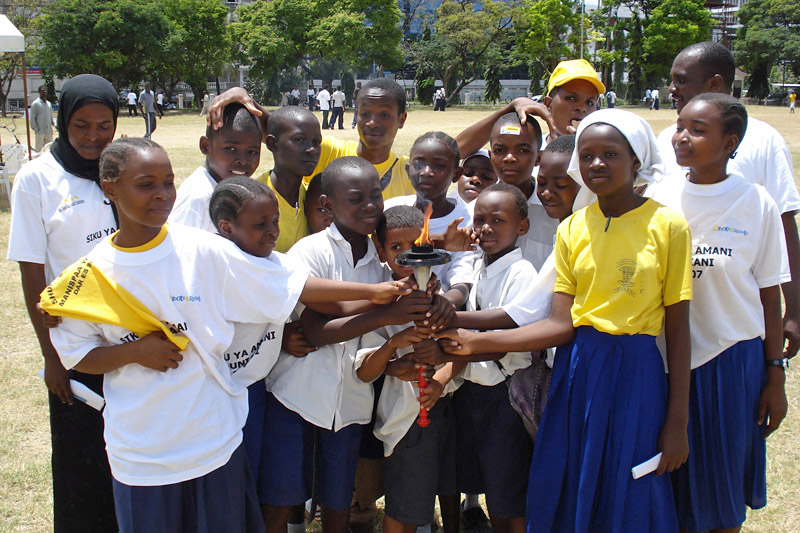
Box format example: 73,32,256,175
554,199,692,336
258,172,309,253
303,137,415,201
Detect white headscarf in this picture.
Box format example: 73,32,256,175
566,109,664,211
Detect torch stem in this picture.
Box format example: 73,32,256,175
414,265,431,293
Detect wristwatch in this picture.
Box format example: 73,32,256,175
765,358,789,369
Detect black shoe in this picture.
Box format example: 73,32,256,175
461,502,492,533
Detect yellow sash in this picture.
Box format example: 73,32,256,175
40,257,189,350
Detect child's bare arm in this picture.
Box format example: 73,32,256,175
438,292,575,355
73,332,183,374
281,321,317,357
780,212,800,358
418,294,457,331
419,361,465,410
357,326,430,383
758,285,788,438
301,292,433,346
657,300,691,475
207,87,269,134
456,308,517,330
431,218,479,252
300,277,415,306
441,283,470,309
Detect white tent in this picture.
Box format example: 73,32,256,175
0,15,31,158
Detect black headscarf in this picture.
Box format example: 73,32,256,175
50,74,119,183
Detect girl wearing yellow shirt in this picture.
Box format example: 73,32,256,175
439,110,693,532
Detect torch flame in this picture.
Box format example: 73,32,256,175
415,203,433,246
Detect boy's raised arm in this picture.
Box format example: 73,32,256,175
207,87,270,135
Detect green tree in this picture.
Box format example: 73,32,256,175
518,0,585,78
484,63,502,104
36,0,169,89
641,0,712,83
626,14,645,101
735,0,800,98
410,0,524,104
155,0,231,105
233,0,403,81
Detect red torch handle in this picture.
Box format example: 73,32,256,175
417,365,430,427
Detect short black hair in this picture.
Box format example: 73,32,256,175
543,134,575,154
305,172,324,201
320,156,377,197
491,112,543,150
679,41,735,92
690,93,747,154
480,182,528,220
100,138,165,184
375,205,424,247
410,131,460,166
267,105,317,139
38,84,47,92
205,102,261,139
209,176,274,229
359,78,406,114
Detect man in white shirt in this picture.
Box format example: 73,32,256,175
30,85,55,151
329,86,346,130
656,41,800,358
138,82,159,138
127,90,138,117
651,87,659,110
434,86,446,111
316,85,331,129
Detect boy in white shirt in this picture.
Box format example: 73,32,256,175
330,86,346,130
417,183,536,533
169,103,262,233
356,205,465,533
316,85,332,129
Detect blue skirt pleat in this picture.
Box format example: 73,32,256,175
526,326,677,533
672,337,767,531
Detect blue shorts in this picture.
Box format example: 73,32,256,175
112,444,263,533
454,380,532,519
384,395,458,525
260,392,362,510
242,382,267,482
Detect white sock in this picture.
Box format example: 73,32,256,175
416,523,432,533
464,494,480,510
287,523,305,533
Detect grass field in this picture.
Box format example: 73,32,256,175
1,104,799,531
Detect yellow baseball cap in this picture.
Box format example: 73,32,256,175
547,59,605,96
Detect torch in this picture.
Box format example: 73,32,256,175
394,204,450,427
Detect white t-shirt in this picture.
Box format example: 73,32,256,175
157,93,164,105
647,172,790,368
127,92,137,106
656,118,800,215
383,195,475,291
651,89,659,101
267,223,384,430
316,90,331,111
518,188,560,271
332,90,346,108
307,88,315,97
168,166,218,233
464,248,536,385
50,225,308,485
7,152,117,282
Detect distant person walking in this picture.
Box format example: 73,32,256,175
30,85,55,152
330,86,346,129
291,87,301,106
199,90,210,116
307,84,316,110
650,88,660,110
316,85,331,129
434,86,446,111
606,89,616,109
790,91,796,114
156,91,165,115
127,90,138,117
138,82,158,138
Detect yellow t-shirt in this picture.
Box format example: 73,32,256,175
259,172,309,253
303,137,415,201
554,199,692,336
790,93,796,104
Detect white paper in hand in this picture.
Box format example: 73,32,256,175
38,369,106,411
631,453,662,479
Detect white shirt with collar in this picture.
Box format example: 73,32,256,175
316,89,331,111
267,223,385,430
517,189,560,271
656,118,800,215
464,248,537,386
168,166,218,233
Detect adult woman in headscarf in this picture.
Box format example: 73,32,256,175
8,74,119,532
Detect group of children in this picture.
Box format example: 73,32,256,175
12,42,795,533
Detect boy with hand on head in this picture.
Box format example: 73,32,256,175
355,205,465,533
261,157,430,533
169,103,262,233
419,183,537,533
260,105,323,252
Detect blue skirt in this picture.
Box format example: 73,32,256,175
672,338,767,531
526,327,677,533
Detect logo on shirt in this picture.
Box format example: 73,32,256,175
171,295,201,302
614,259,638,297
58,195,85,213
712,224,748,236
